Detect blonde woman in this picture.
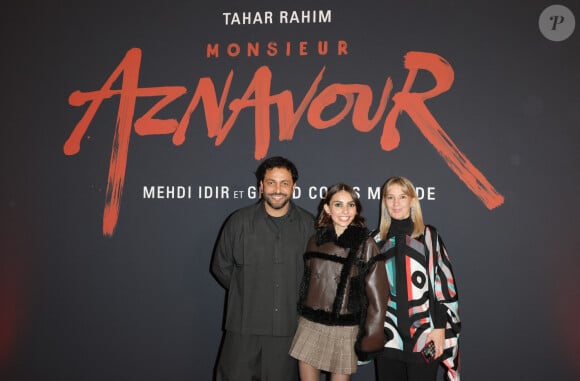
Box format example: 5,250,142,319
373,176,461,381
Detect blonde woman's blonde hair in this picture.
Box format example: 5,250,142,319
378,176,425,241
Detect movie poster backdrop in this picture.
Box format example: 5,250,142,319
1,1,579,380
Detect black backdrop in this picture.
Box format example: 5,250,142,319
1,1,579,380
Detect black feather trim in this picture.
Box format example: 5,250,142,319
300,307,359,326
315,225,369,249
304,251,348,264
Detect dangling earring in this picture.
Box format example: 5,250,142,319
410,207,415,220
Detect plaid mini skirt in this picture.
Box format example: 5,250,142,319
289,317,359,375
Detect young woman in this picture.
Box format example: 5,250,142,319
373,176,461,381
289,183,389,381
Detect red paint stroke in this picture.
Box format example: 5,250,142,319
64,49,186,236
383,52,504,210
64,48,504,236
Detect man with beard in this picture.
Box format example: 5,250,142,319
212,156,315,381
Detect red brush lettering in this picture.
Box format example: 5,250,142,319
174,71,233,146
64,48,187,236
307,80,393,132
383,52,504,209
64,48,504,236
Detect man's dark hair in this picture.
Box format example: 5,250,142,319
254,156,299,185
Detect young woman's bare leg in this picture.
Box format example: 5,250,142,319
330,373,351,381
298,361,321,381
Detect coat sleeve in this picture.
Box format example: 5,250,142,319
355,237,390,361
431,231,460,332
427,227,461,381
210,216,237,289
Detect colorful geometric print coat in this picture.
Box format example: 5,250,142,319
375,225,461,380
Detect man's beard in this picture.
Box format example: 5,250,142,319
264,193,290,210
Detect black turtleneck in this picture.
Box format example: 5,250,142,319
387,216,413,238
388,216,415,354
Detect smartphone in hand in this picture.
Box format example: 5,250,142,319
421,341,436,364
